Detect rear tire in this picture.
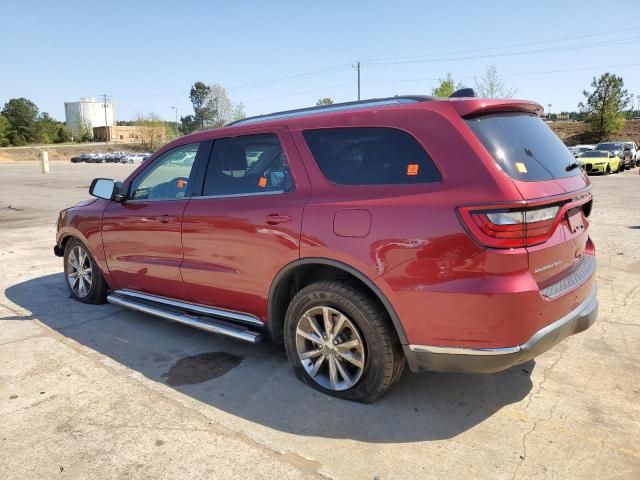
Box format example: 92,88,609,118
63,238,108,304
283,280,405,403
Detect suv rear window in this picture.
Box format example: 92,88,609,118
303,127,441,185
466,113,580,181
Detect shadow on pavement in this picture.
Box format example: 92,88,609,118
5,273,534,443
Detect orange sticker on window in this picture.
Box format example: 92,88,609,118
515,162,528,173
177,179,186,188
406,164,419,176
258,177,267,188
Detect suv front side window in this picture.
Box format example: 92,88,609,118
202,133,293,196
129,143,200,201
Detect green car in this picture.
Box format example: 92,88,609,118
578,150,622,174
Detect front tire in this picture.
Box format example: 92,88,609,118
283,280,405,403
63,238,108,304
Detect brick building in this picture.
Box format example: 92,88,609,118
93,125,167,146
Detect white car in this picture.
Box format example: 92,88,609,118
569,145,595,158
623,142,639,166
120,153,145,164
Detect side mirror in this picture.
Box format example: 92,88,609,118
89,178,116,200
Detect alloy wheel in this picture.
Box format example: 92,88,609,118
295,306,366,391
67,245,93,298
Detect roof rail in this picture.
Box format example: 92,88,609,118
226,95,436,127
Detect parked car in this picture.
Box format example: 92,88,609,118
623,142,639,167
54,94,598,403
85,153,107,164
119,153,142,164
595,142,632,169
569,145,595,158
70,153,91,163
577,150,621,174
105,152,125,163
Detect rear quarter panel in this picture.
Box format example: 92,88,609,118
291,105,533,345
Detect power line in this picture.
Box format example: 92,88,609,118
109,61,640,114
106,65,352,98
240,81,353,103
361,63,640,84
363,36,640,66
104,35,638,101
227,64,351,90
360,27,638,63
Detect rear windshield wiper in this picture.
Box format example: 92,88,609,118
566,162,581,172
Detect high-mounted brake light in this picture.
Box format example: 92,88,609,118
458,204,562,248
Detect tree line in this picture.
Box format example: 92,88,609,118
0,98,72,146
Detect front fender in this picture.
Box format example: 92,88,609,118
55,200,113,289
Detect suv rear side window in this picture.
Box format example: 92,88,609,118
466,113,580,181
303,127,441,185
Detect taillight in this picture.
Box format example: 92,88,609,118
458,204,561,248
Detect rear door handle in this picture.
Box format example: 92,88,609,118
266,214,291,225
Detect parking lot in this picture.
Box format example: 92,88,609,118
0,161,638,479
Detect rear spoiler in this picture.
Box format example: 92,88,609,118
450,99,543,118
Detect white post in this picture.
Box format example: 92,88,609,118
40,150,49,173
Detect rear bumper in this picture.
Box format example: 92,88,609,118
404,285,597,373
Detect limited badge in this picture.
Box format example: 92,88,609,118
406,164,419,176
515,162,528,173
258,177,267,188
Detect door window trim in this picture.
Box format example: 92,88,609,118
190,189,287,201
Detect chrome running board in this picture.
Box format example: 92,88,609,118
114,289,263,326
107,291,262,344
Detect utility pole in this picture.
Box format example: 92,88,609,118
171,106,179,138
352,62,361,101
102,94,109,144
547,103,552,120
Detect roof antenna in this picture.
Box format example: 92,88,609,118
450,88,476,98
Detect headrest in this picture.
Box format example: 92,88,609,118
219,144,247,171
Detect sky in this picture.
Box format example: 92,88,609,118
1,0,639,122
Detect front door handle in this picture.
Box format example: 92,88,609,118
156,214,174,223
266,214,291,225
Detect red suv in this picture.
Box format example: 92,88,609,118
55,94,598,403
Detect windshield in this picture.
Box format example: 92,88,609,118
595,143,623,151
582,151,606,158
466,113,581,181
